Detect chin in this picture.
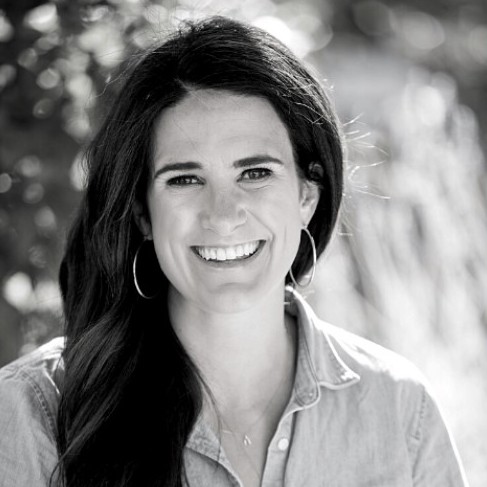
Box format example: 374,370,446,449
195,283,268,314
198,277,287,314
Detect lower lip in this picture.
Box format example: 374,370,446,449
191,241,265,268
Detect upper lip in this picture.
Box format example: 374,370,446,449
191,239,263,248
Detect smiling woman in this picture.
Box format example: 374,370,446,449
136,90,317,314
0,16,469,487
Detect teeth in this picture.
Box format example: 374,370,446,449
196,241,260,261
216,249,226,261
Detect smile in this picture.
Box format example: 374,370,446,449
193,240,263,262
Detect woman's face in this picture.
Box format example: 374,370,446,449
138,89,318,313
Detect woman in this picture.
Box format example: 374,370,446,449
0,16,468,487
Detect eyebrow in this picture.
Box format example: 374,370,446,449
153,155,283,180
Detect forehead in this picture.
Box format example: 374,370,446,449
152,89,294,164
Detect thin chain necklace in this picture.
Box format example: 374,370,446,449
219,313,295,450
219,370,290,486
221,358,290,447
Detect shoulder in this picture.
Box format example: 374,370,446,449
0,336,65,376
0,338,64,485
0,337,65,441
319,320,426,386
320,322,469,485
309,316,432,417
290,288,426,393
0,337,65,404
312,318,442,443
294,296,469,485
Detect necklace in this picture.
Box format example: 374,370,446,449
219,372,290,487
220,314,296,448
221,363,289,447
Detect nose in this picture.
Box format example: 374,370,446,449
200,187,247,236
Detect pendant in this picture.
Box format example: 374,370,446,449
243,434,252,446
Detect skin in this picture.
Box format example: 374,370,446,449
134,88,319,485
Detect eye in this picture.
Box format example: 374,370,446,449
240,168,272,182
166,175,203,187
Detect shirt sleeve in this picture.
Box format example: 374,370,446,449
409,384,470,487
0,367,59,487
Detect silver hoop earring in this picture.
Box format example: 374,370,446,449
289,227,317,288
133,239,161,299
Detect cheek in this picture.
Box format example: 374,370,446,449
146,201,194,287
148,190,189,230
147,195,187,257
270,186,304,242
251,189,303,258
256,182,303,224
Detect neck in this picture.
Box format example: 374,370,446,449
168,284,296,412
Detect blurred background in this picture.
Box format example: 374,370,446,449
0,0,486,484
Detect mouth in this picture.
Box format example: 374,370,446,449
192,240,264,263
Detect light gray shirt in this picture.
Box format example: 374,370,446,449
0,289,469,486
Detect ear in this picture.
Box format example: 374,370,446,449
299,179,320,227
133,200,153,239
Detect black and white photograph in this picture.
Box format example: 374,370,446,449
0,1,485,486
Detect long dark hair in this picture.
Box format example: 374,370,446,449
56,16,343,486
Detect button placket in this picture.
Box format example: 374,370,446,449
272,411,294,452
261,413,295,486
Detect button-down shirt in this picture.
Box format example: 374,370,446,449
0,289,469,486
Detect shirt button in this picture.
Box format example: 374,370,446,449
277,438,289,451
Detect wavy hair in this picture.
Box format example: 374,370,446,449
56,16,344,486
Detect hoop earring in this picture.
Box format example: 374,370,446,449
133,239,162,299
289,227,317,288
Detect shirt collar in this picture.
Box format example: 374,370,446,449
186,418,228,466
285,286,360,406
186,287,361,456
